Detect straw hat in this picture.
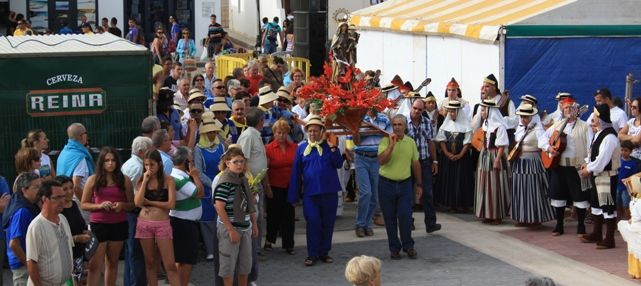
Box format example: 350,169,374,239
276,86,293,103
479,99,499,108
258,86,278,106
515,103,538,116
188,91,206,103
555,92,571,100
305,116,325,130
202,111,215,121
444,100,463,109
199,118,223,134
520,94,538,105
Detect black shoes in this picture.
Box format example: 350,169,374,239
426,223,442,233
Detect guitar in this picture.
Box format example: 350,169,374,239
541,105,589,169
471,128,485,152
507,126,531,161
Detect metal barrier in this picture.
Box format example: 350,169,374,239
215,55,248,80
215,53,312,81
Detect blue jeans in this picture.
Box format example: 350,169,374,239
355,154,380,229
419,160,437,228
263,40,277,54
378,176,414,252
617,187,631,208
124,213,146,286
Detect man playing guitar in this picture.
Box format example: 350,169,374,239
543,97,593,236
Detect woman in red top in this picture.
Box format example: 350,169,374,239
245,60,263,96
81,147,135,286
264,119,298,254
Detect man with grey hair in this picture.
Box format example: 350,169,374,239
227,79,241,99
3,172,41,285
141,116,161,138
174,77,191,110
203,61,217,97
56,123,94,202
170,146,204,285
378,114,423,260
122,136,153,286
236,107,266,284
152,129,174,175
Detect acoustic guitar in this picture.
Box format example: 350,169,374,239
507,127,531,161
471,128,485,152
541,105,589,169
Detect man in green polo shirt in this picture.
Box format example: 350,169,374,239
377,114,423,260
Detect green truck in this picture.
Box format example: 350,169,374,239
0,33,152,180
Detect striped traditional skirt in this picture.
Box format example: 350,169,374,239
510,152,554,223
475,148,510,219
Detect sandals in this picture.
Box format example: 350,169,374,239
304,257,316,266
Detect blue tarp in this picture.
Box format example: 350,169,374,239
504,37,641,117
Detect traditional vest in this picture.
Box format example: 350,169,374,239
590,127,620,173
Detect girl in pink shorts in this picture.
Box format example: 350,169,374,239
134,149,181,286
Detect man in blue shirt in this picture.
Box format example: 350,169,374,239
157,87,183,141
352,110,391,238
0,175,11,284
2,172,40,285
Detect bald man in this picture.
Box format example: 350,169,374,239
56,123,95,203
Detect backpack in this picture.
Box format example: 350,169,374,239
267,24,279,42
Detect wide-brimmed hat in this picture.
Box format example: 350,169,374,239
258,86,278,106
202,111,215,121
479,99,499,108
516,103,538,116
210,102,231,112
305,116,325,130
405,91,422,98
555,92,571,100
188,91,206,103
520,94,537,105
444,100,463,109
199,118,223,134
276,86,293,103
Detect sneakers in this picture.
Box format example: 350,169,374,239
206,254,214,261
355,227,366,238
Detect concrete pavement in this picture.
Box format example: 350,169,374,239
3,202,637,285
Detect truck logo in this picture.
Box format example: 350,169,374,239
26,88,107,117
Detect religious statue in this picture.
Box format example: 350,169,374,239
330,21,351,83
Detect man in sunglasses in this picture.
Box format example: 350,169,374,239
184,102,206,149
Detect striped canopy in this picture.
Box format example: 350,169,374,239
350,0,576,42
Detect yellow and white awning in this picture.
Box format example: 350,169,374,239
350,0,576,42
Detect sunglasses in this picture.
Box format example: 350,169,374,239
214,86,225,89
182,33,189,35
189,109,204,114
632,106,639,109
195,78,204,82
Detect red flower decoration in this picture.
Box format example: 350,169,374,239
297,61,393,118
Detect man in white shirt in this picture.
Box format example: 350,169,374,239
26,180,73,286
579,104,620,249
173,78,191,110
586,88,627,132
203,61,217,96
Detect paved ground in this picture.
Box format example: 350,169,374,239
3,202,638,285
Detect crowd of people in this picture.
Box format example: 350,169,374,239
5,11,641,285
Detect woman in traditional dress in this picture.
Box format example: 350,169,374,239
434,100,474,212
475,99,510,224
439,78,471,119
510,103,554,226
